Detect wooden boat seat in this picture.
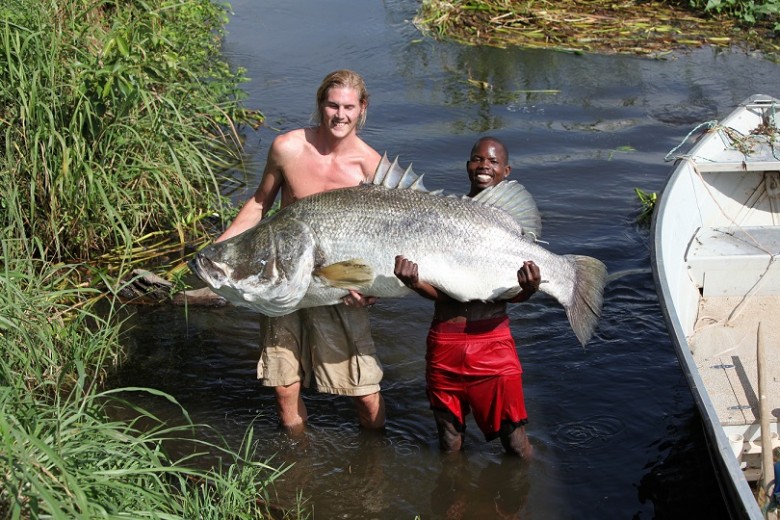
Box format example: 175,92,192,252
694,161,780,173
698,351,780,441
692,299,780,449
687,226,780,296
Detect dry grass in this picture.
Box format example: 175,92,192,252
415,0,780,57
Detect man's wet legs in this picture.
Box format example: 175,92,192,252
354,391,386,429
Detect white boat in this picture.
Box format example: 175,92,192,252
652,94,780,519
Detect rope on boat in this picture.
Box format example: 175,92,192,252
663,120,718,162
665,105,780,163
686,157,780,325
725,256,779,326
673,109,780,331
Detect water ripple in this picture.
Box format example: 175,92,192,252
552,415,626,450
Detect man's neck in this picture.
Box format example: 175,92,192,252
313,125,357,156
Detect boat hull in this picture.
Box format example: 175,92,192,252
652,94,780,519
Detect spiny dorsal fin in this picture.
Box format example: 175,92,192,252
469,180,542,239
313,259,374,289
373,156,540,238
373,153,429,191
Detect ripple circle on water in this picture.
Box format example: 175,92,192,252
552,415,625,450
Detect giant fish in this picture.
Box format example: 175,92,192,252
189,155,608,346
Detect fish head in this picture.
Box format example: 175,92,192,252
189,219,316,316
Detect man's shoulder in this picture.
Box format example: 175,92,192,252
268,129,313,165
272,128,308,149
354,140,382,180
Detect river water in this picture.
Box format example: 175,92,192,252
117,1,780,518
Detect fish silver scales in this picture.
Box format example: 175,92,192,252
290,186,531,299
190,155,607,345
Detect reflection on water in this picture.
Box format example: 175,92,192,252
118,271,720,519
430,454,532,519
114,0,780,517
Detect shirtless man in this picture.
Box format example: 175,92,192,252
217,70,385,433
393,136,540,458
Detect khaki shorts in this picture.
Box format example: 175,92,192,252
257,305,383,396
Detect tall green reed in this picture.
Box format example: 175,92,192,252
0,1,299,516
0,246,298,518
1,0,260,264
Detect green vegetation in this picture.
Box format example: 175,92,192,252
414,0,780,57
684,0,780,28
1,0,260,265
0,254,295,518
0,0,305,516
634,188,658,225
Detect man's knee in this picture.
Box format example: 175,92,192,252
439,430,463,452
500,423,532,459
273,382,306,431
353,392,385,429
274,382,299,400
433,409,464,452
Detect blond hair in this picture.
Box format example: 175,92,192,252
312,69,370,129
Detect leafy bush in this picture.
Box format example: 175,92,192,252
682,0,780,28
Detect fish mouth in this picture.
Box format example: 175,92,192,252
188,254,225,284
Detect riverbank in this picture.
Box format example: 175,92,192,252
414,0,780,58
0,1,295,517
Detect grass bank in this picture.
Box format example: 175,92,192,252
0,0,306,516
0,252,296,518
1,0,260,266
414,0,780,57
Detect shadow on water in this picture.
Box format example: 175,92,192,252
113,0,780,517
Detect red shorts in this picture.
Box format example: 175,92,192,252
426,317,527,440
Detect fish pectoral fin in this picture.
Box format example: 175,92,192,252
313,259,374,289
497,287,523,301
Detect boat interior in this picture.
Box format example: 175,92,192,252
683,120,780,483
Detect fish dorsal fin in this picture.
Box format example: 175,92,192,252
313,259,374,289
373,153,429,191
469,180,542,239
374,155,541,238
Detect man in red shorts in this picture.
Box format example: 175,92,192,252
393,136,540,458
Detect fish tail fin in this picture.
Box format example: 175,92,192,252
564,255,608,347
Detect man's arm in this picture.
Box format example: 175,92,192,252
394,255,454,302
507,261,541,303
216,138,286,243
